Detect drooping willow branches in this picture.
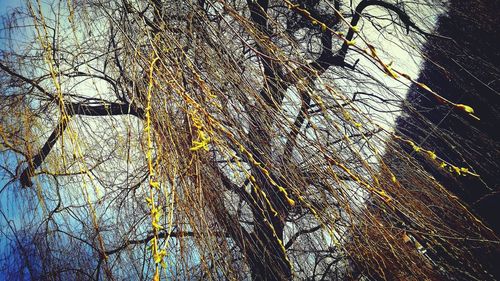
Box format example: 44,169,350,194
0,0,498,280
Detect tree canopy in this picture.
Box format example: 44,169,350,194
0,0,498,280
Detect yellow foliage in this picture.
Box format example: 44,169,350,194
455,104,475,114
346,40,356,46
190,130,210,151
426,150,437,160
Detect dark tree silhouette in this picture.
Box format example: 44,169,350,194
383,0,500,279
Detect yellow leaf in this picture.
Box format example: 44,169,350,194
154,249,167,264
152,221,164,230
455,104,474,114
153,268,160,281
417,82,435,94
190,142,203,151
190,130,211,151
403,233,411,243
377,189,392,202
385,66,399,79
346,40,356,46
426,150,437,160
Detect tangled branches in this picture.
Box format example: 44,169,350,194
0,0,498,280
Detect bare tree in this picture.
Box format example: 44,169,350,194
0,0,498,280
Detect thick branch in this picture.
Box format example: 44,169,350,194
339,0,428,62
247,0,286,107
283,88,312,158
65,102,144,118
2,59,145,188
219,170,260,215
19,101,143,187
104,231,228,256
285,225,322,249
19,116,69,188
365,0,430,35
204,182,254,258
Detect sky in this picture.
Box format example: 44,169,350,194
0,2,31,279
0,0,22,15
0,0,24,50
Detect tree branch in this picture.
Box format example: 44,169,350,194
19,116,69,188
19,101,144,188
65,102,144,118
338,0,429,63
285,225,322,249
104,231,220,256
0,62,54,99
